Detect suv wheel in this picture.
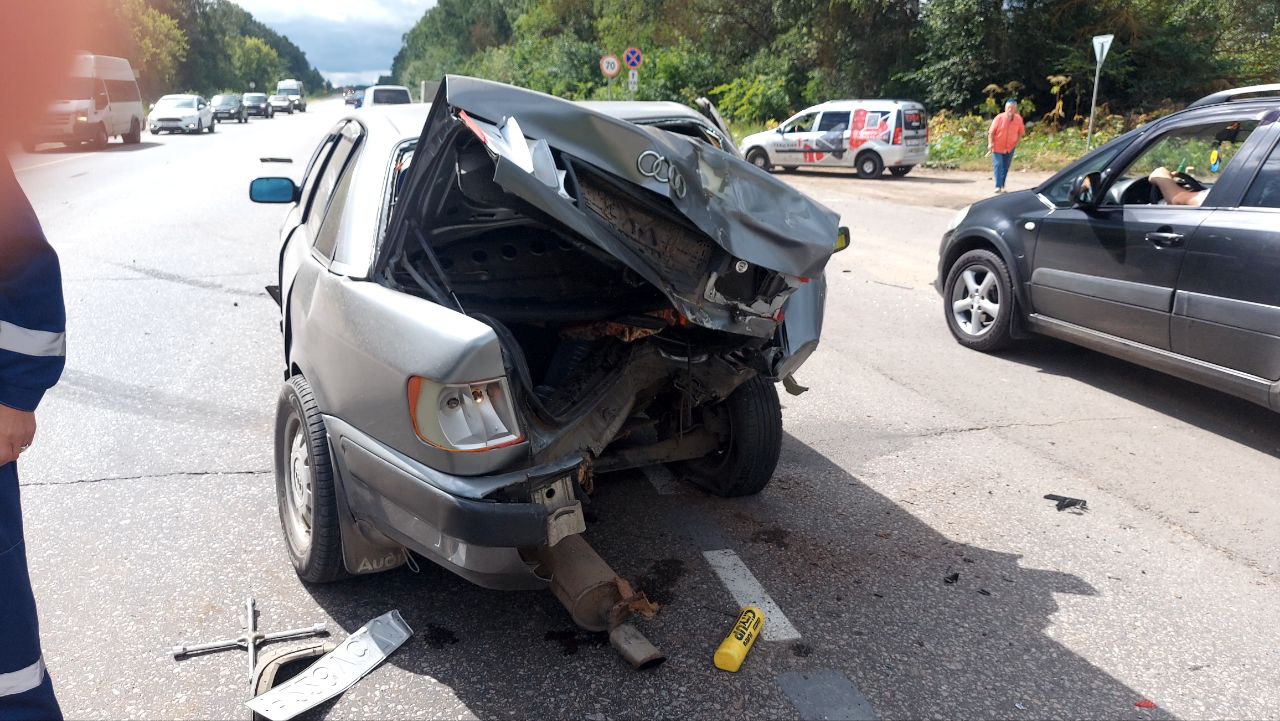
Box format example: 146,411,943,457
943,248,1015,351
856,151,883,179
675,376,782,497
275,375,348,583
746,148,771,172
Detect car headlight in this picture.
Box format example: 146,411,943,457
947,204,971,232
75,115,89,123
407,376,523,451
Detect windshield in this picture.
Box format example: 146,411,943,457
280,88,301,97
212,95,233,105
58,76,94,101
155,96,195,109
372,88,411,104
1040,129,1138,206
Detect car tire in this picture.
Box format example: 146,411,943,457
89,123,108,150
675,375,782,498
889,165,912,177
207,119,215,133
943,248,1016,352
123,119,141,144
856,151,883,179
275,375,348,584
742,147,768,171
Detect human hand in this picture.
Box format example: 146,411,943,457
1149,166,1173,181
0,404,36,465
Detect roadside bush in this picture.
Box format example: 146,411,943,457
926,109,1126,171
709,75,790,125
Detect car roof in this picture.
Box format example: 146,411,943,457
577,101,708,123
366,85,411,92
803,99,924,112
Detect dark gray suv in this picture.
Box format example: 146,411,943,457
937,85,1280,410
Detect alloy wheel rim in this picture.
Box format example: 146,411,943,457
283,421,314,554
951,265,1000,336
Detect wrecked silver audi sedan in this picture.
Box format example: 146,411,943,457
250,76,841,656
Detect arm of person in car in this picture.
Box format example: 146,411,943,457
0,158,66,464
1148,167,1208,207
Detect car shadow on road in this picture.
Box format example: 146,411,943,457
999,336,1280,456
785,168,971,184
298,433,1173,719
26,140,160,154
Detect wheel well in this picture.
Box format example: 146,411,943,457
856,149,882,163
942,234,1030,335
942,235,1001,279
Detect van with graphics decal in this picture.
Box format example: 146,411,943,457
740,99,928,178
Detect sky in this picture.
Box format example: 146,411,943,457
232,0,436,86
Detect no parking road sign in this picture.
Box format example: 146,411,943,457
623,47,643,70
600,54,621,78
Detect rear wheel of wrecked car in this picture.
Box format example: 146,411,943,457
676,376,782,497
944,248,1015,352
746,148,771,172
275,375,348,583
856,152,883,179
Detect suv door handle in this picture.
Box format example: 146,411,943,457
1146,231,1184,247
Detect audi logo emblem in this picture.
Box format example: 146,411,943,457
636,150,687,198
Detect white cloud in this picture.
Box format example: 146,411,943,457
323,70,391,87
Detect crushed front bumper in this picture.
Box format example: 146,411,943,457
324,416,582,590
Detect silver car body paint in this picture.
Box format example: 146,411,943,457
245,611,412,721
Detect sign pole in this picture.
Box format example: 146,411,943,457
1086,34,1114,150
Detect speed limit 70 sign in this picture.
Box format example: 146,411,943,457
599,54,621,78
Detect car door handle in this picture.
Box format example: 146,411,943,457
1146,231,1184,247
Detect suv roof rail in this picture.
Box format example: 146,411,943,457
1187,84,1280,109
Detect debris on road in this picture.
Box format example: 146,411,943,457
250,640,336,721
978,588,992,596
171,597,327,687
1136,699,1158,710
1044,494,1089,512
714,605,764,672
943,572,960,584
246,610,413,721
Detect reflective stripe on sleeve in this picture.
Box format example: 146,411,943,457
0,657,45,698
0,321,65,357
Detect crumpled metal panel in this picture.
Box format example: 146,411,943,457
433,75,839,279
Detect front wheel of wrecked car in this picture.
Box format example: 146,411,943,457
275,375,348,583
676,376,782,497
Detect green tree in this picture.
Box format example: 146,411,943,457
107,0,188,97
232,36,283,93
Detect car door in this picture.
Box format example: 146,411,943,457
812,109,851,167
1171,118,1280,382
1029,117,1258,349
769,111,819,166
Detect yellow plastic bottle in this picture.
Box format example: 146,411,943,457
714,605,764,672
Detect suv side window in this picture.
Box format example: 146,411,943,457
1242,139,1280,208
817,111,850,133
1110,119,1258,203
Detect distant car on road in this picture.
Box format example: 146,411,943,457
740,99,928,178
211,93,247,123
343,88,359,105
358,85,412,108
936,84,1280,412
268,94,294,114
148,94,215,134
26,53,144,151
244,92,273,119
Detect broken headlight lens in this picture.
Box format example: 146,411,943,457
407,376,524,452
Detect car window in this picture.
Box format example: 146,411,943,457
1242,138,1280,208
1117,120,1258,186
307,127,362,258
817,111,851,133
782,113,817,134
299,130,342,223
372,88,411,104
104,80,140,103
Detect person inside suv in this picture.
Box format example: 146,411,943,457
1148,166,1209,205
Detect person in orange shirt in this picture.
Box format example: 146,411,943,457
987,99,1026,193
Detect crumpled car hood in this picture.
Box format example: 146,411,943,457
398,75,839,280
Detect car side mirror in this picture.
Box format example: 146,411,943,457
834,226,851,253
1069,171,1101,208
776,126,784,134
249,177,299,204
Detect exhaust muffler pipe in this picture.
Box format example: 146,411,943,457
537,534,666,669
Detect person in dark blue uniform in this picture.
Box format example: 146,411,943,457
0,155,66,720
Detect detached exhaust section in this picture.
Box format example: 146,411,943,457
535,534,666,670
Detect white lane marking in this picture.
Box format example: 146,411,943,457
12,154,85,173
702,549,800,641
642,465,684,495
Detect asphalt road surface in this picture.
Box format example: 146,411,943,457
11,100,1279,720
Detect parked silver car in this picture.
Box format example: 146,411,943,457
250,76,843,659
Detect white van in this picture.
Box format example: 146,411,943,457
276,79,306,112
27,54,145,151
740,99,929,178
357,85,413,108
